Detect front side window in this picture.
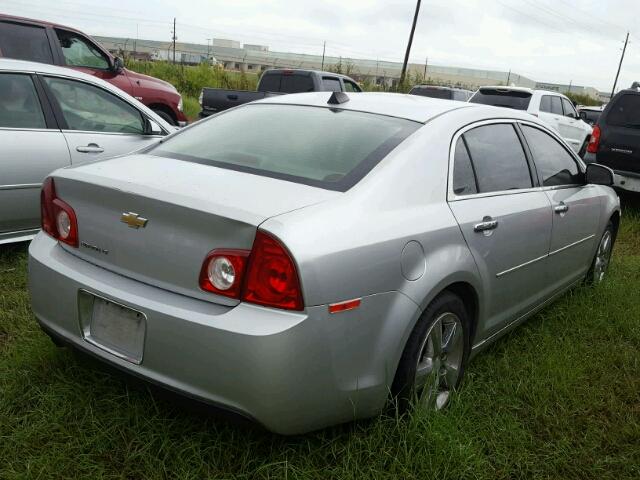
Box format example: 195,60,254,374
521,125,581,186
562,98,577,117
343,80,360,92
55,29,109,69
151,104,419,191
452,137,478,195
0,73,47,129
463,124,532,193
322,77,342,92
44,77,144,134
0,22,53,63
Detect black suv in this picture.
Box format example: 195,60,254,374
586,85,640,193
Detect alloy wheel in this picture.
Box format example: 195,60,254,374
593,230,613,284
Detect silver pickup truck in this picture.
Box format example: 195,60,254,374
198,69,362,117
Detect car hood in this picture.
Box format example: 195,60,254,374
124,69,179,94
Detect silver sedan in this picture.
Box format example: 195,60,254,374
0,59,173,245
28,92,620,434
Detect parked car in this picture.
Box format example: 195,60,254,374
578,105,604,126
584,85,640,193
0,14,187,126
409,85,474,101
469,87,593,156
0,59,173,245
199,69,362,117
29,92,619,435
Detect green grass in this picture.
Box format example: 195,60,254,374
1,197,639,479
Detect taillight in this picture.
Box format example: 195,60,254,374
242,231,304,311
199,231,304,310
199,249,249,298
40,177,78,247
587,125,601,153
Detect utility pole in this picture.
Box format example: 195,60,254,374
423,56,428,81
206,38,212,58
321,41,326,70
134,24,138,54
611,31,629,99
399,0,421,89
568,80,572,93
506,69,511,85
171,17,177,64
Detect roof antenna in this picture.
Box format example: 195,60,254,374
328,91,349,105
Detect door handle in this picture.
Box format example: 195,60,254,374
554,203,569,214
76,143,104,154
474,217,499,233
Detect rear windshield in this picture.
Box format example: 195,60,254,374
469,89,532,110
409,87,452,100
606,94,640,128
258,73,314,93
150,104,420,191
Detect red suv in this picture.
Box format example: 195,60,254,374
0,14,187,126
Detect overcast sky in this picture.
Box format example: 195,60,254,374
2,0,639,92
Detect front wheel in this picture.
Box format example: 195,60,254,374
586,222,614,285
391,292,470,412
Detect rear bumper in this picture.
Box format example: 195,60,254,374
613,170,640,193
28,233,418,434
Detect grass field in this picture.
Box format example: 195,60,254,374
1,196,639,479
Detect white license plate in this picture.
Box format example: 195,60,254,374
79,291,146,364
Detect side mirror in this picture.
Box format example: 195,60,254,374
111,56,124,73
585,163,614,186
145,119,163,136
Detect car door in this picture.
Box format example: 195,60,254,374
560,98,586,152
52,28,133,95
447,122,553,337
0,72,70,238
520,123,600,289
41,75,163,164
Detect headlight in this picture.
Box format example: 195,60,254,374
198,90,203,107
177,95,183,112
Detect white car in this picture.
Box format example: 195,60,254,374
0,58,175,245
470,87,592,156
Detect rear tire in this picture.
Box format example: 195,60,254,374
152,109,176,126
585,222,614,285
391,291,471,413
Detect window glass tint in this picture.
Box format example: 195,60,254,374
562,98,576,117
521,125,581,186
0,22,53,63
279,74,314,93
452,137,477,195
55,30,109,69
0,74,46,129
151,104,419,191
607,94,640,127
469,89,532,110
409,86,452,99
463,124,532,192
322,77,342,92
258,74,281,92
44,77,144,134
550,96,563,115
540,95,552,113
343,80,359,92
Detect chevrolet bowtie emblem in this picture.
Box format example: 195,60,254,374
120,212,148,229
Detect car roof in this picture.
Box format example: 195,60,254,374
262,68,357,80
0,13,83,33
411,85,471,92
0,58,107,80
255,91,516,123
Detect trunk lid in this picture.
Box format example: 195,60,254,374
53,154,337,305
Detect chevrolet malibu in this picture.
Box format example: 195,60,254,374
29,92,620,434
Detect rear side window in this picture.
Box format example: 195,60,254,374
452,91,468,101
322,77,342,92
279,74,314,93
151,104,420,192
469,89,532,110
463,124,532,193
550,96,563,115
452,137,478,195
521,125,581,186
606,94,640,128
0,22,53,63
540,95,552,113
410,87,452,100
258,74,281,92
0,73,47,129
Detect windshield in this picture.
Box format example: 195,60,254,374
150,104,420,191
469,89,532,110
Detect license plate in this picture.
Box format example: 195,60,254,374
78,290,146,364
